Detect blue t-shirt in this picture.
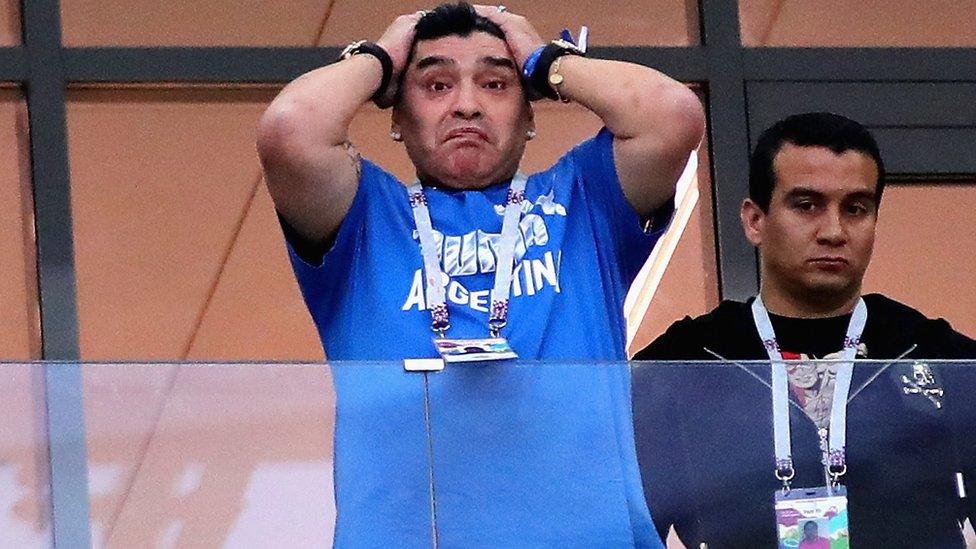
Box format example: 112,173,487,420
287,128,671,361
285,129,673,547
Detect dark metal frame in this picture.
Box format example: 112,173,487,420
12,0,976,544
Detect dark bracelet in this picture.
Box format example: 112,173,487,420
527,40,584,101
337,40,394,107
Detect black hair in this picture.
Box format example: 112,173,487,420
749,112,886,211
415,2,505,42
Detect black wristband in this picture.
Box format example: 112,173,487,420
528,41,583,101
338,41,394,107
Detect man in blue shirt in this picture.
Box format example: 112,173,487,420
257,3,703,361
257,5,702,545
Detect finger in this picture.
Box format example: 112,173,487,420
473,4,510,20
393,10,424,25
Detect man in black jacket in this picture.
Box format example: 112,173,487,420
633,112,976,548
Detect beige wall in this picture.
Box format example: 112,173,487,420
629,124,719,354
56,0,976,48
66,88,324,362
0,91,40,360
59,0,697,46
864,184,976,338
740,0,976,46
0,1,18,45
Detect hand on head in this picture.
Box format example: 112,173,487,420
376,11,426,73
374,11,427,106
471,5,545,67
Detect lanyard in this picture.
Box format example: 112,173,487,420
751,296,867,487
407,173,528,337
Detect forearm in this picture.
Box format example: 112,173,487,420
259,55,382,152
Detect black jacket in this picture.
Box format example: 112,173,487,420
632,294,976,548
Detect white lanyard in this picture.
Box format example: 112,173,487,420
751,296,867,486
407,173,528,337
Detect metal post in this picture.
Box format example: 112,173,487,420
21,0,92,545
698,0,760,300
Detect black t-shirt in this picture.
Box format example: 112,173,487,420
635,293,976,361
767,311,853,358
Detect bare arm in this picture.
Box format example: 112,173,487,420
556,56,704,216
256,13,422,246
477,6,705,218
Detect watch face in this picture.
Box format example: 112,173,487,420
552,39,583,54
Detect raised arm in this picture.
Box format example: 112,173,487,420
476,6,705,218
256,13,422,246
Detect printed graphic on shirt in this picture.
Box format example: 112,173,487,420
782,343,868,428
401,191,567,314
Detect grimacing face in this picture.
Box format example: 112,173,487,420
392,31,533,189
742,143,880,306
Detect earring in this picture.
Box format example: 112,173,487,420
390,130,402,142
526,129,536,140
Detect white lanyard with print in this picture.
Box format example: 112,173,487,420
751,296,867,487
407,173,527,344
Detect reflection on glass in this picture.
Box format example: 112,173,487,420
4,360,976,546
61,0,698,47
66,88,322,361
82,363,337,546
633,360,976,547
0,365,51,547
740,0,976,47
864,183,976,339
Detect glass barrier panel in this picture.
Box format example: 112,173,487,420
80,362,432,547
425,361,652,546
14,359,976,547
631,360,976,549
0,364,52,548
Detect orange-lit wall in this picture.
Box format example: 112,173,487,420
864,184,976,338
